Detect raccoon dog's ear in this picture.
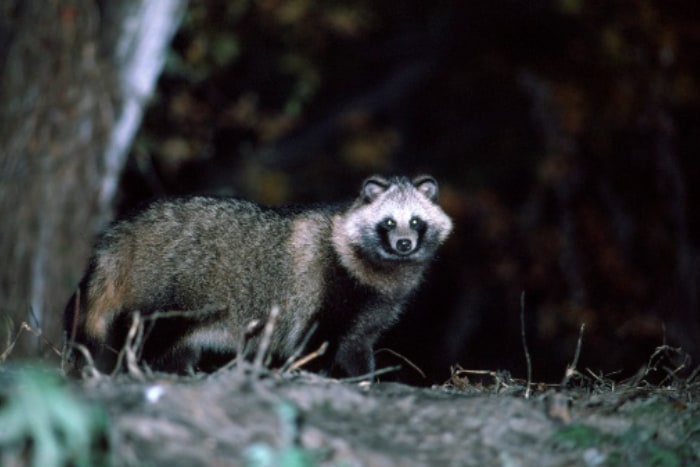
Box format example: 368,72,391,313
413,175,439,202
361,175,390,202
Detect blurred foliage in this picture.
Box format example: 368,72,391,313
551,413,698,467
123,1,700,383
127,0,377,203
0,367,109,466
244,401,319,467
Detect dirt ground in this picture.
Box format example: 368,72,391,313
2,351,699,467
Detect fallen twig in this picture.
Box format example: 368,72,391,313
281,322,319,372
124,312,145,379
252,306,280,377
374,348,426,379
520,291,533,399
0,321,62,362
340,365,401,384
445,365,520,393
560,323,585,389
288,341,328,372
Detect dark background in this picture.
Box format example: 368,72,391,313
120,0,700,384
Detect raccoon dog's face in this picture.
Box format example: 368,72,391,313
346,175,453,265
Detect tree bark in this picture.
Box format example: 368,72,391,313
0,0,185,358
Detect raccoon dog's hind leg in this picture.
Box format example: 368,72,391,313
63,293,130,374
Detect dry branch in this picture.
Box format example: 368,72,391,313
520,291,533,399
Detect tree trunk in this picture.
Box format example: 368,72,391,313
0,0,185,359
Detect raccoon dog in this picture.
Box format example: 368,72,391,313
64,175,453,376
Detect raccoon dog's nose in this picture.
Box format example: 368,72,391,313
395,238,413,253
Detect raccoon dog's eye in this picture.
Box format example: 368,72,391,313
383,218,396,229
410,217,425,229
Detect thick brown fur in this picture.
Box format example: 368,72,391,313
64,175,453,376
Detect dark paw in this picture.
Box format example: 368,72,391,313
335,343,375,378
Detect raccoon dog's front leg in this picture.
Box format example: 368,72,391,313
334,302,401,378
335,335,376,378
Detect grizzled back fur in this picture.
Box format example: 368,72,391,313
64,175,452,377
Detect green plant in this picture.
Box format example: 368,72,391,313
0,367,109,467
244,401,318,467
